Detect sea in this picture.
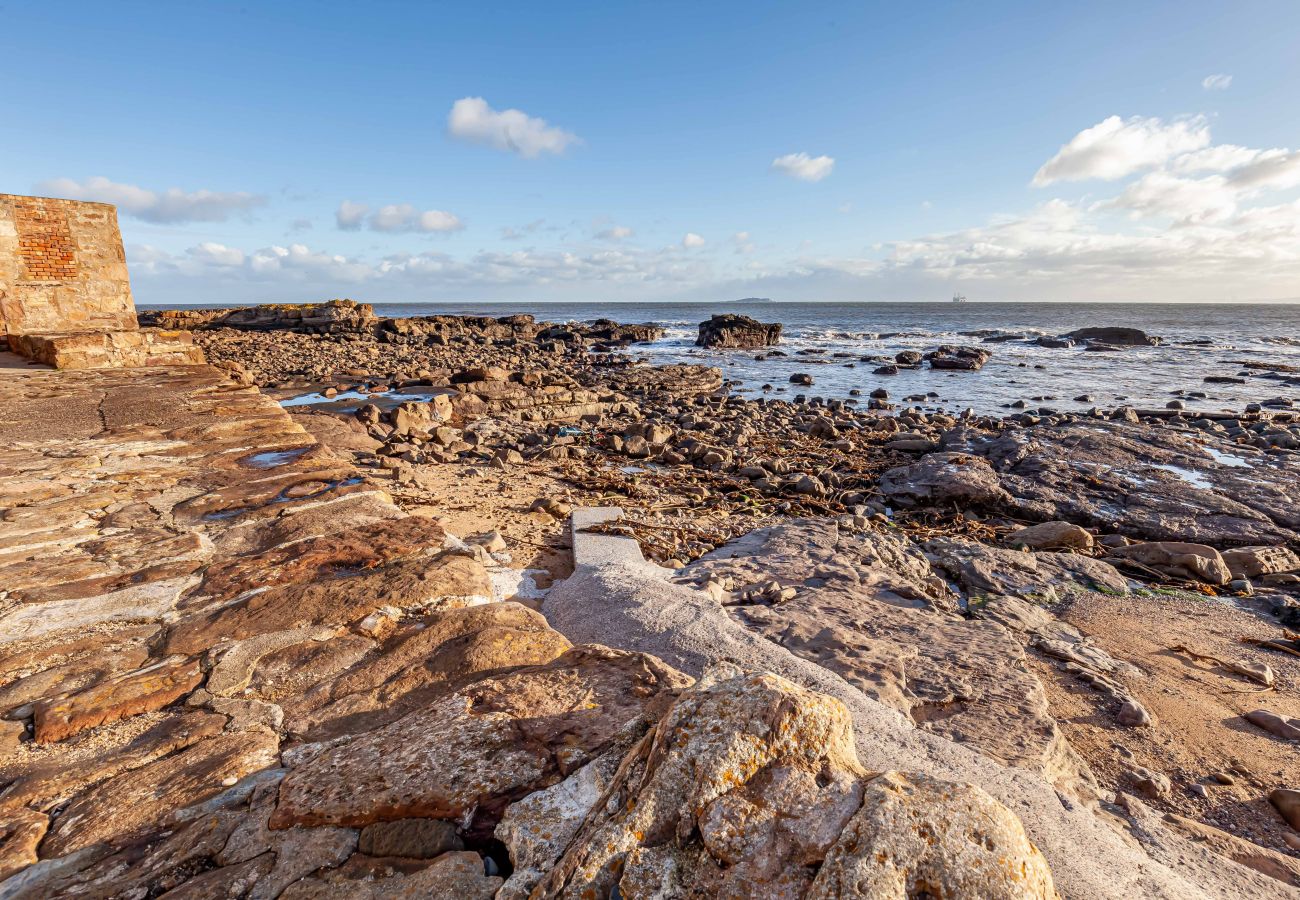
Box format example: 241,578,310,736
141,301,1300,417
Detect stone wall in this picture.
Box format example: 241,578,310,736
0,193,137,339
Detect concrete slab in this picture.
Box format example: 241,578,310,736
569,506,645,569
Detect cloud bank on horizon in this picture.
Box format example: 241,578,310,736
111,104,1300,304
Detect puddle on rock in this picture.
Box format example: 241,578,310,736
241,447,311,468
1152,463,1214,490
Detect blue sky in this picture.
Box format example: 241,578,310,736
3,1,1298,303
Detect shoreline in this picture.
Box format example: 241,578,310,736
3,300,1299,896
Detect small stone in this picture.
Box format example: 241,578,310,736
1117,699,1151,727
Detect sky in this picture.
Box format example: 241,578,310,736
2,0,1299,304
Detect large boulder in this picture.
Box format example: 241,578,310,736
535,664,1055,899
880,453,1012,508
926,345,991,371
696,314,782,349
1106,541,1232,585
1221,546,1300,579
1065,327,1161,346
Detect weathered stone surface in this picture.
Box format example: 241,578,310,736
539,664,1055,899
357,818,461,858
283,602,572,739
690,522,1093,792
1162,812,1300,889
1,711,227,812
42,729,280,855
278,850,502,899
0,808,47,880
806,771,1055,899
270,646,689,834
941,421,1300,545
196,516,446,602
1106,541,1232,585
880,452,1012,508
165,553,492,655
1006,520,1095,551
495,749,623,900
32,655,203,743
539,664,865,897
927,345,992,370
927,536,1128,600
1222,545,1300,579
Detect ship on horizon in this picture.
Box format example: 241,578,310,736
952,292,969,303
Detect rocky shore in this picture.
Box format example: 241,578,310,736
3,302,1299,898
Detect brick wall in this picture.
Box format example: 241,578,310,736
0,193,138,338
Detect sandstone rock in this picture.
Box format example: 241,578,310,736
494,747,626,900
1244,708,1300,742
926,537,1128,600
1222,545,1300,579
1271,788,1300,830
279,850,502,899
42,728,281,855
806,771,1055,899
283,602,572,739
0,809,47,880
696,314,782,349
538,664,865,897
270,646,689,835
539,664,1055,899
165,552,492,655
32,655,204,743
1162,812,1300,888
358,818,461,858
1106,541,1232,585
0,711,228,812
880,453,1012,508
1006,521,1095,552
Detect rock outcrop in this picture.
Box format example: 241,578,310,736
696,313,783,349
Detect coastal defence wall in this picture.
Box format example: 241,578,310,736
0,193,202,368
0,193,138,339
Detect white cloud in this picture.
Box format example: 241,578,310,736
129,240,713,301
1032,115,1210,185
337,201,462,233
1170,144,1263,174
336,200,369,230
1107,171,1238,225
447,97,579,158
37,176,266,223
124,113,1300,304
1202,73,1233,91
1226,148,1300,192
596,225,634,241
188,242,246,267
771,152,835,182
369,203,462,233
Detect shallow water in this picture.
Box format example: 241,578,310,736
376,300,1300,416
146,300,1300,417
